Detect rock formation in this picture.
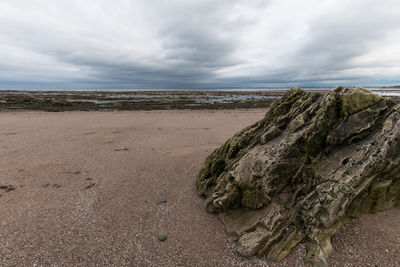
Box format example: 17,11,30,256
196,87,400,266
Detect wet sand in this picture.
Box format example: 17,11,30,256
0,110,399,266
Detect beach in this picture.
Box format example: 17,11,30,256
1,109,399,266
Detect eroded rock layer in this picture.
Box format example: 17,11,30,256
196,87,400,266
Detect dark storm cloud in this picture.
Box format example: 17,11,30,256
0,0,399,89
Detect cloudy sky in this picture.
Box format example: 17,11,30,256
1,0,400,89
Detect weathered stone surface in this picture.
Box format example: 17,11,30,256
196,86,400,266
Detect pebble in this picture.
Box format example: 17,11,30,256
156,198,167,205
158,235,168,242
114,147,129,151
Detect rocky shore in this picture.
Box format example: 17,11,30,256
0,90,283,111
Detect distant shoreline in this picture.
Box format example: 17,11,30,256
0,90,281,112
0,86,389,92
382,85,400,89
1,88,399,112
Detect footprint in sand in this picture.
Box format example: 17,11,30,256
0,185,16,192
102,140,116,145
114,147,129,151
66,170,81,175
84,182,96,189
83,132,98,135
3,132,17,136
83,177,96,189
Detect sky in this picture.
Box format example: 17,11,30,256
1,0,400,89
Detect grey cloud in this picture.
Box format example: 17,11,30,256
283,0,400,83
0,0,399,89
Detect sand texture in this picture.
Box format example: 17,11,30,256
0,110,399,266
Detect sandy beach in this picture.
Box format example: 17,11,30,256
1,109,399,266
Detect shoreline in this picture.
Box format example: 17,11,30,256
0,90,281,111
1,88,400,112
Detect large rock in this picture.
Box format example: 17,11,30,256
196,87,400,266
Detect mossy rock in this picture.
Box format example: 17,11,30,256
196,86,400,266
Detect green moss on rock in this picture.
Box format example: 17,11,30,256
196,86,400,266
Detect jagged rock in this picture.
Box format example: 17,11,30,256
196,86,400,266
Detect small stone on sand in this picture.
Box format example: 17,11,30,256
114,147,129,151
156,198,167,205
158,235,167,242
84,183,96,189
